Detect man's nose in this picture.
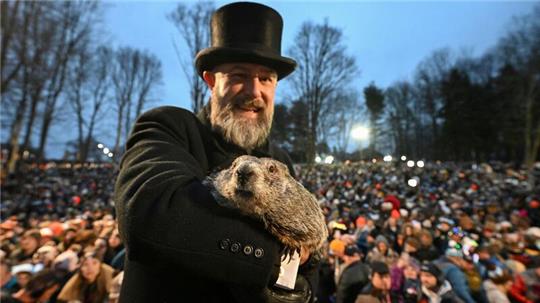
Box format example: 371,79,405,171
243,77,263,99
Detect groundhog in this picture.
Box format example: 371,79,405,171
205,155,328,258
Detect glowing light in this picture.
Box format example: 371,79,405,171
383,155,392,162
351,125,370,140
417,160,425,168
324,155,334,164
108,152,114,158
401,155,407,161
407,160,415,167
97,143,104,149
315,156,322,164
408,178,418,187
103,147,110,154
372,158,377,163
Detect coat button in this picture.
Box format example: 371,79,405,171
219,239,230,250
254,248,264,258
230,242,241,253
243,245,253,255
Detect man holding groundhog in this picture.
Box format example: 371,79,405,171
114,2,317,302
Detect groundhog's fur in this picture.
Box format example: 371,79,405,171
205,155,328,257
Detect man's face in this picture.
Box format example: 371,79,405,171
420,271,438,289
204,63,277,151
20,236,38,254
371,272,391,291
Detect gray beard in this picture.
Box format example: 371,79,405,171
210,98,273,151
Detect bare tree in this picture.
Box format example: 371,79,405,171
66,46,112,162
168,2,213,113
496,5,540,184
331,91,363,155
364,83,385,151
413,48,453,158
288,20,358,162
3,1,99,170
385,81,417,158
112,47,139,156
134,51,162,119
111,47,162,157
34,1,100,163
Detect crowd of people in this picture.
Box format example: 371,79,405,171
1,159,539,302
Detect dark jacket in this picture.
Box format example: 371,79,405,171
114,106,301,302
335,261,370,303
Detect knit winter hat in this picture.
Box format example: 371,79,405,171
375,235,389,246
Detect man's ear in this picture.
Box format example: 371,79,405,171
202,71,216,89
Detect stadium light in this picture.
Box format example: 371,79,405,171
351,125,370,140
324,155,334,164
417,160,425,168
401,155,407,161
407,160,415,167
408,178,418,187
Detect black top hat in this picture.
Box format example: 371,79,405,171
195,2,297,80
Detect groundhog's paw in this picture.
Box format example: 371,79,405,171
280,245,301,263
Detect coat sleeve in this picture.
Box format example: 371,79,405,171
114,106,281,288
446,267,476,303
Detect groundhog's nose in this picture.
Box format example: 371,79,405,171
236,165,254,185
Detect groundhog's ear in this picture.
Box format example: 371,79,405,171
276,161,289,173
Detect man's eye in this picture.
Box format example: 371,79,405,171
230,73,246,79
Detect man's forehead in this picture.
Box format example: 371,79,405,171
215,63,277,75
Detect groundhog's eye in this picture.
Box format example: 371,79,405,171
268,164,277,173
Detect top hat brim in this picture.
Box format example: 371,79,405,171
195,47,297,80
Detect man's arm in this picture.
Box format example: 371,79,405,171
114,106,281,288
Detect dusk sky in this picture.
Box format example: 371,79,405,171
103,1,536,109
44,1,538,158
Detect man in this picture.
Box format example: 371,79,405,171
419,262,463,303
355,261,401,303
114,2,314,302
435,248,476,303
335,245,369,303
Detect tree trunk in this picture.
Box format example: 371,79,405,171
114,104,125,156
7,92,28,174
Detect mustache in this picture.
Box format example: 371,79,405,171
231,97,266,110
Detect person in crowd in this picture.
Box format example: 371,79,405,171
102,227,124,266
482,266,513,303
113,2,318,302
11,263,35,291
355,261,401,303
366,235,399,266
513,258,540,302
11,269,65,303
419,262,464,303
435,247,477,303
416,229,440,262
10,230,41,263
336,245,370,303
0,260,19,301
57,248,114,303
391,255,421,303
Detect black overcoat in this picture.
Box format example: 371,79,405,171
114,106,297,302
